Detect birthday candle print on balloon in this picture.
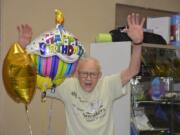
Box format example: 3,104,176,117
26,9,85,92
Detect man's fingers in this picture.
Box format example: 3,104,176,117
128,13,140,26
17,26,20,32
135,13,140,24
17,24,32,46
17,24,32,37
131,13,135,25
140,17,146,27
127,14,132,27
21,24,25,31
127,13,146,27
27,24,32,36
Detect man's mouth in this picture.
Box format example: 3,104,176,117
84,82,92,87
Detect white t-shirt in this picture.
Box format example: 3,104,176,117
46,74,129,135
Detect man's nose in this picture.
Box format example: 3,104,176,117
86,73,92,80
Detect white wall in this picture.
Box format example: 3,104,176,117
90,42,131,135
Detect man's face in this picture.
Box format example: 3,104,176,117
77,60,101,92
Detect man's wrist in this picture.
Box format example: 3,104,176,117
132,42,143,46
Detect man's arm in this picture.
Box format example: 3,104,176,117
121,13,145,85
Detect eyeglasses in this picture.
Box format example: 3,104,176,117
78,71,99,78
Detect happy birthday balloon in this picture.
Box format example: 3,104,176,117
3,43,36,104
26,9,85,92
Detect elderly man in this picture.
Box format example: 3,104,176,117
17,13,145,135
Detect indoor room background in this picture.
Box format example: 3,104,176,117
0,0,180,134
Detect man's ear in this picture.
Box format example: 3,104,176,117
74,70,78,78
98,72,102,78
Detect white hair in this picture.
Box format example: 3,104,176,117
77,57,101,72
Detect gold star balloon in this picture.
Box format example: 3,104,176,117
3,43,36,105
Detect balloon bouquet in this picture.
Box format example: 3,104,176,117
3,9,85,135
27,9,85,98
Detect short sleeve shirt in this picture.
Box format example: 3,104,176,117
46,73,129,135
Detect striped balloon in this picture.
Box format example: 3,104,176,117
32,54,79,92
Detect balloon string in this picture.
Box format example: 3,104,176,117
46,98,54,135
25,105,33,135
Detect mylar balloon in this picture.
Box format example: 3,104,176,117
3,43,36,104
26,9,85,92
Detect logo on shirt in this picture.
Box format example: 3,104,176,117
71,91,106,122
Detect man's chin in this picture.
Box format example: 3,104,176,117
83,88,94,93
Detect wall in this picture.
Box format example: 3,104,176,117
0,0,180,135
116,0,180,12
0,0,115,135
91,42,131,135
